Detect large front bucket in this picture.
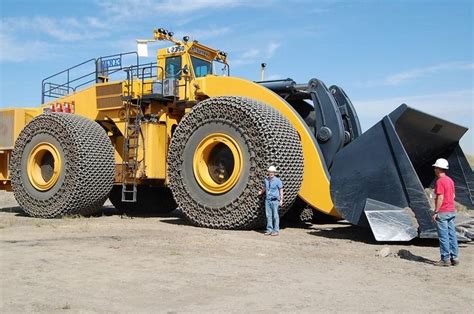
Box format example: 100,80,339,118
330,104,473,241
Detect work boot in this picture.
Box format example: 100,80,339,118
434,260,450,267
451,258,460,266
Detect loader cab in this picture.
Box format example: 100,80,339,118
163,54,211,79
157,41,226,80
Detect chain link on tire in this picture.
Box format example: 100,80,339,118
10,113,115,218
283,197,314,224
167,96,304,229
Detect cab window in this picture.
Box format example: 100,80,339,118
165,56,182,78
191,56,211,77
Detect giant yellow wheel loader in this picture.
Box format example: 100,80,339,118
1,29,472,241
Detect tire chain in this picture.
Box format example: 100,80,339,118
10,113,115,218
284,197,315,223
168,96,304,229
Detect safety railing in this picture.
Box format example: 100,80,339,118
41,52,139,104
41,52,194,105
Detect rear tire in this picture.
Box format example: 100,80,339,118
283,197,314,224
108,185,177,215
10,113,115,218
167,96,304,229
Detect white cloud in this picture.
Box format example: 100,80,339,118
174,27,231,41
0,17,109,42
232,41,282,66
0,0,257,64
362,62,474,87
354,89,473,118
265,74,284,80
0,15,112,63
98,0,254,19
353,89,474,153
241,49,260,59
0,33,55,62
160,0,247,13
266,42,280,58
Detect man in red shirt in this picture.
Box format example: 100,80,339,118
432,158,459,267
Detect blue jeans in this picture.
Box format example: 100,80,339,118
435,212,459,261
265,199,280,233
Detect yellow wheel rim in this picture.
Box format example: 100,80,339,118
27,142,62,191
193,133,243,194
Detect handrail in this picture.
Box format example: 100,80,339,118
96,51,139,69
41,58,96,103
139,63,164,96
41,51,140,104
41,58,96,82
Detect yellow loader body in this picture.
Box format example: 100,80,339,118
1,28,472,241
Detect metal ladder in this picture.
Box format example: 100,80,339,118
121,98,142,202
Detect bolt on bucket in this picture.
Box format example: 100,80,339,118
330,104,473,241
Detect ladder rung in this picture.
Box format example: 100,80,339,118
121,100,142,203
125,143,138,149
121,183,137,202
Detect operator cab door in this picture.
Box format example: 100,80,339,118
165,56,182,79
163,56,183,99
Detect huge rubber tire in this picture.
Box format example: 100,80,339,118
108,185,177,215
167,96,304,229
10,113,115,218
283,196,314,224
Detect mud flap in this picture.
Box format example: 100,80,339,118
330,104,472,241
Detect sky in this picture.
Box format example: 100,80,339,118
0,0,473,153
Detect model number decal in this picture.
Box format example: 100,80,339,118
167,46,185,54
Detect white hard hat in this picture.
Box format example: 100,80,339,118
432,158,449,169
267,165,277,172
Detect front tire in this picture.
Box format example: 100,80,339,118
167,96,304,229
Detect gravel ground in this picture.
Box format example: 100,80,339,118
0,190,473,313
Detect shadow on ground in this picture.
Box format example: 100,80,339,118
396,249,437,265
0,206,29,217
308,223,378,244
2,202,471,251
0,204,177,219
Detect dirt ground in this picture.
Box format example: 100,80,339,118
0,191,473,313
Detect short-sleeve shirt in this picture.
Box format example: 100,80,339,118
435,175,455,212
264,177,283,201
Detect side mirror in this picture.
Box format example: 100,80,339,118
182,65,190,75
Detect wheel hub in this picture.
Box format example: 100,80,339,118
193,133,243,194
27,142,62,191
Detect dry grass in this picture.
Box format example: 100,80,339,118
467,154,474,167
